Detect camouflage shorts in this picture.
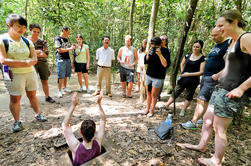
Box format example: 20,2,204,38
209,87,249,119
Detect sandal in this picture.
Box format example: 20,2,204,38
122,93,126,98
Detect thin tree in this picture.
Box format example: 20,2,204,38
140,0,160,102
129,0,136,37
169,0,199,115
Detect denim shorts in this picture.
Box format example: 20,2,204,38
120,66,134,82
56,59,72,79
145,75,164,89
209,87,249,119
197,76,218,102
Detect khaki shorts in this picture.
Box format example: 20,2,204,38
4,70,38,96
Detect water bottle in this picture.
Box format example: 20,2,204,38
165,114,172,126
3,65,11,80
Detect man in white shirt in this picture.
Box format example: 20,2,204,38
93,36,115,97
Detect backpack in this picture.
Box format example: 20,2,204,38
2,35,30,53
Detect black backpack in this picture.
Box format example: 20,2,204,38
2,35,30,53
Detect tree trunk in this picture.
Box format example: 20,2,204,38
140,0,160,102
24,0,29,20
129,0,135,37
234,0,243,12
169,0,199,114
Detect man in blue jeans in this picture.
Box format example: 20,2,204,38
54,26,75,98
181,28,229,129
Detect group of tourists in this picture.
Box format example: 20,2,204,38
0,9,250,166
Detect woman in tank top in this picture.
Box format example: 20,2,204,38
177,10,251,166
62,92,106,165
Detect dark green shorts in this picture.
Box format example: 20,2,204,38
209,87,249,119
35,61,50,80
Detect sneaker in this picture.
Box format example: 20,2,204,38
86,88,91,93
12,121,23,133
58,90,63,98
63,87,72,93
179,109,185,117
196,118,203,124
79,87,83,92
92,91,100,96
35,113,47,122
45,96,55,103
181,121,196,129
107,93,112,97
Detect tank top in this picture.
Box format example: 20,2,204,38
72,140,100,166
218,32,251,96
120,46,135,69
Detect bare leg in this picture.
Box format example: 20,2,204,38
145,85,151,114
182,100,191,111
58,78,63,91
41,80,49,98
179,105,215,152
63,77,68,88
128,82,133,96
26,90,39,115
9,95,22,121
122,82,127,94
77,72,83,88
192,98,209,124
83,73,88,89
165,97,174,108
149,87,160,114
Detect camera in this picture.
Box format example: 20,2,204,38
149,47,157,56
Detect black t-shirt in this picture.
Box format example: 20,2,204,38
145,47,170,79
54,36,70,59
182,54,206,88
204,39,229,76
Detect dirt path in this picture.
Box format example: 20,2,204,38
0,71,250,166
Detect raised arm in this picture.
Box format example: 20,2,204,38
95,92,106,146
156,48,167,67
62,92,80,153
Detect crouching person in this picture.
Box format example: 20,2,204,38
62,92,106,166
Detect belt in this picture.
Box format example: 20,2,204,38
98,65,110,68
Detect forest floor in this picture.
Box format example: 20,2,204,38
0,70,250,166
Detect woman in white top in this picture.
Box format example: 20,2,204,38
135,39,147,93
72,34,90,93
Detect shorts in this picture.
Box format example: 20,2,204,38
197,76,218,102
209,87,249,119
56,59,71,79
74,62,88,73
120,66,134,82
172,84,196,101
35,61,50,80
4,70,38,96
145,74,164,89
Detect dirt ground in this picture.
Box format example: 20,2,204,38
0,70,250,166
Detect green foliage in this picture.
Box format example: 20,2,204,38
0,0,250,73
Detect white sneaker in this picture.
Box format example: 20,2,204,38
79,87,83,92
63,87,72,93
58,90,63,98
86,88,91,93
179,109,185,117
